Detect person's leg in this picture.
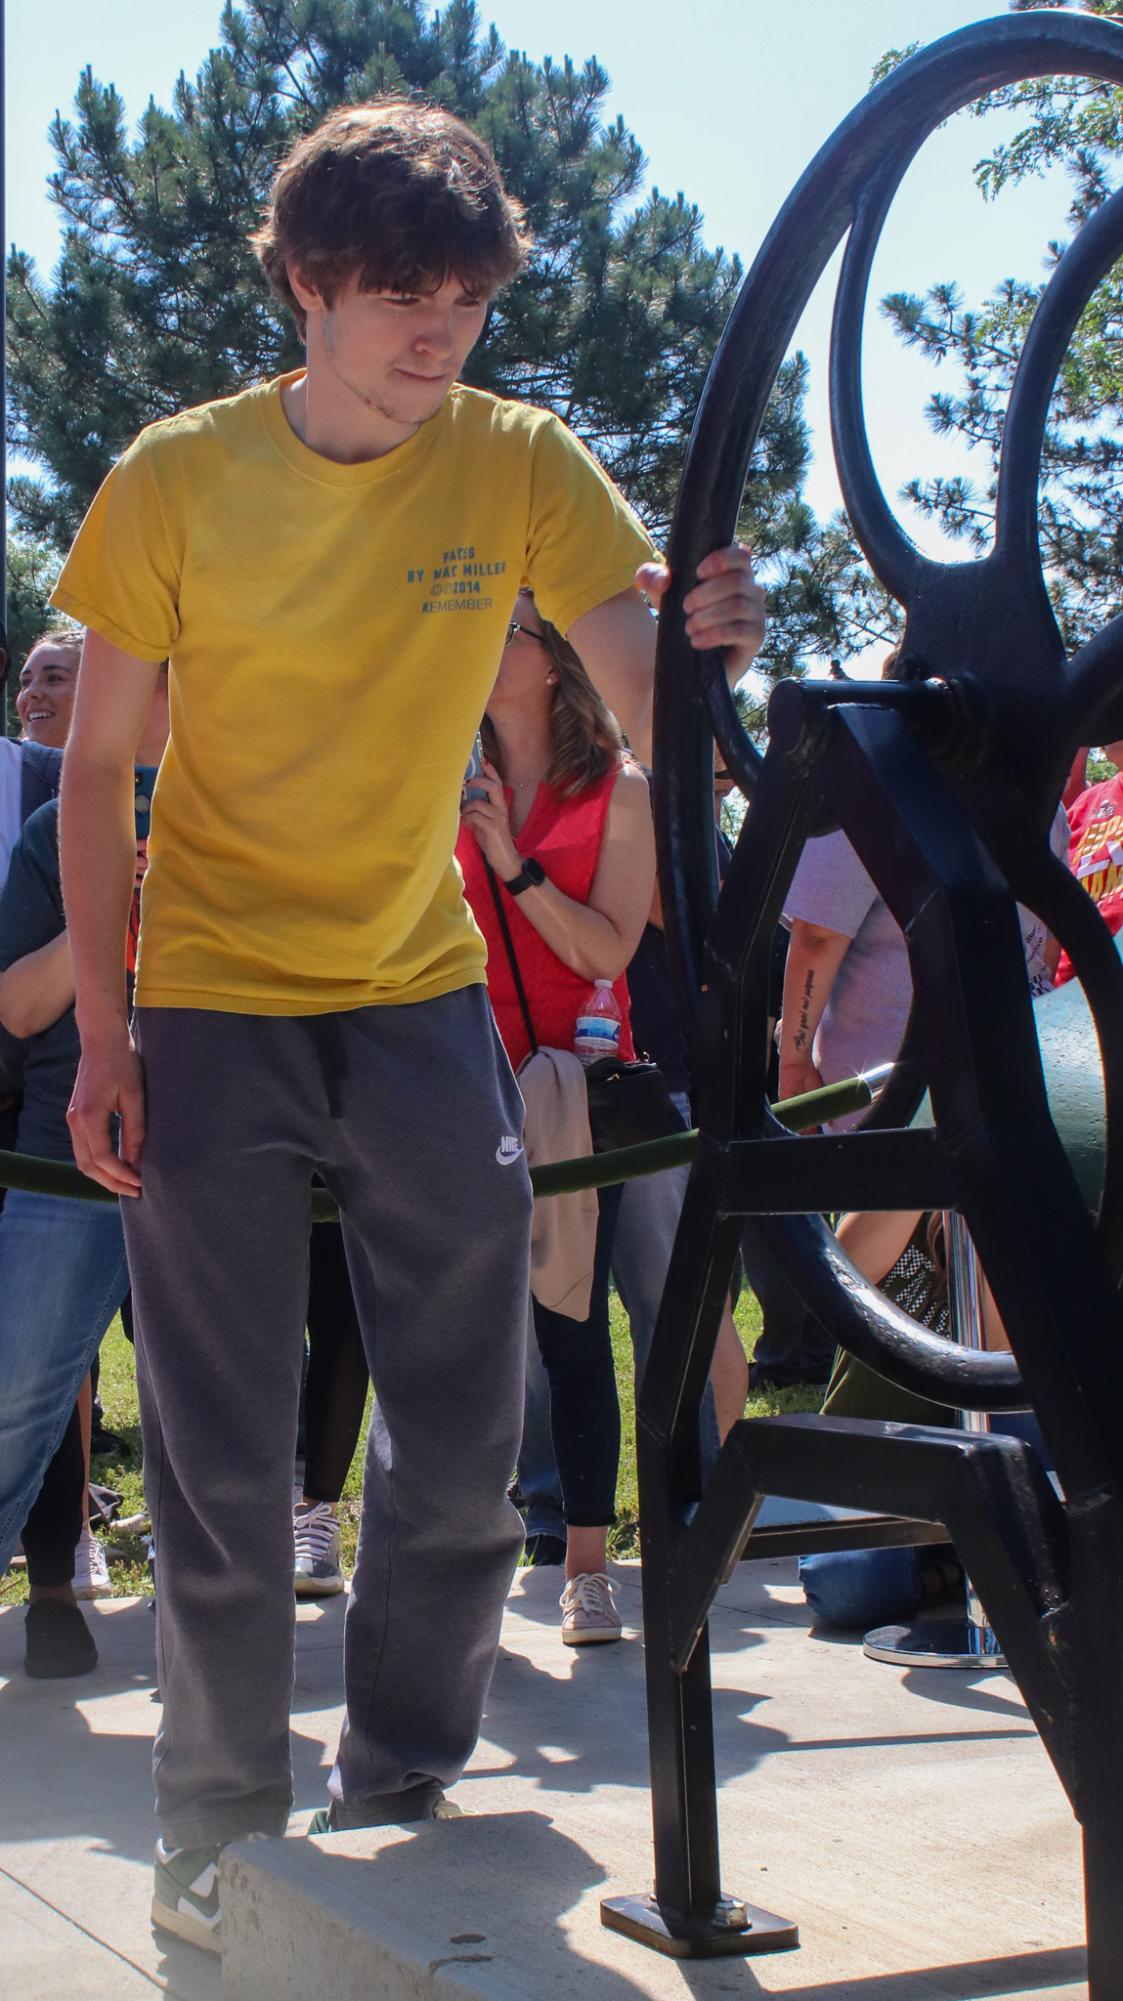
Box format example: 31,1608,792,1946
295,1220,370,1595
709,1307,749,1441
742,1225,834,1389
611,1140,724,1469
515,1307,566,1554
71,1374,111,1598
22,1401,86,1593
534,1186,623,1583
124,1007,323,1849
321,987,531,1826
798,1547,925,1630
0,1190,129,1578
76,1374,93,1502
302,1221,369,1502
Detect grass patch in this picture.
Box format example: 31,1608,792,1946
1,1288,823,1601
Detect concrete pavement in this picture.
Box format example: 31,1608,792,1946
0,1560,1087,2000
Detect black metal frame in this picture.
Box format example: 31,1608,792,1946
604,14,1123,1991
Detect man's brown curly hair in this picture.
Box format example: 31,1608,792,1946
251,97,530,334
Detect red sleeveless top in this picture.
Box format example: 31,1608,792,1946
457,765,636,1073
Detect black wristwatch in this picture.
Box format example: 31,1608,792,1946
504,857,546,897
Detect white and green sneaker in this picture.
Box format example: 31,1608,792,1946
151,1839,224,1953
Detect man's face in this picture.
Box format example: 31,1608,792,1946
310,271,489,433
17,642,79,748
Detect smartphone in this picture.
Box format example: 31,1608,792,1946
134,765,159,839
461,733,488,805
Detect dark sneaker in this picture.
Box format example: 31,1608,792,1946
24,1599,98,1679
523,1532,567,1567
152,1840,222,1953
308,1788,466,1835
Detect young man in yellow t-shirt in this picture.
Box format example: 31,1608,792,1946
50,98,764,1950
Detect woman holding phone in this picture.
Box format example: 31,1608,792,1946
457,593,655,1645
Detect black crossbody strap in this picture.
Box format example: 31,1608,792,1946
484,859,538,1057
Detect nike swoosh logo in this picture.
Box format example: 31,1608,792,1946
496,1136,524,1165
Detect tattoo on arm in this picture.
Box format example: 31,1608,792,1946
793,968,815,1055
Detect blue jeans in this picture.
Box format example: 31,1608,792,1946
798,1412,1052,1629
519,1091,720,1540
0,1188,130,1574
799,1544,931,1629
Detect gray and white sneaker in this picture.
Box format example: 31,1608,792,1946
152,1834,268,1953
293,1500,344,1598
73,1524,112,1600
152,1839,223,1953
560,1571,623,1645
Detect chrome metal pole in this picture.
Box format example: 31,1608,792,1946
945,1212,1004,1658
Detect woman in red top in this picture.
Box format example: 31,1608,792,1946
458,593,654,1644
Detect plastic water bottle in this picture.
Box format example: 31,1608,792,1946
574,978,623,1065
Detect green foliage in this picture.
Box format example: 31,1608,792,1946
3,537,63,733
878,0,1123,651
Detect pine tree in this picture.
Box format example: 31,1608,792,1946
876,0,1123,652
6,0,836,684
3,537,63,732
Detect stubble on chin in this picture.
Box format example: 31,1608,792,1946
323,334,448,429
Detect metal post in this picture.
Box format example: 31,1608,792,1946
947,1215,1004,1656
864,1213,1008,1670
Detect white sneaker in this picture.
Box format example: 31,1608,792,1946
293,1501,344,1598
73,1524,112,1600
560,1571,622,1645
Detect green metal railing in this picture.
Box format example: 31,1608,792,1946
0,1070,887,1213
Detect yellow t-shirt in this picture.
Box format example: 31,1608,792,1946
52,373,655,1014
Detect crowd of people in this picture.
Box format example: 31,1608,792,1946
0,89,1112,1964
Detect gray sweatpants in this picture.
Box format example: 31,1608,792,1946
123,987,531,1849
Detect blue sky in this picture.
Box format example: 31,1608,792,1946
8,0,1074,588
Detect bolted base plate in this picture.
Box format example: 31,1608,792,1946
601,1892,799,1959
864,1617,1008,1670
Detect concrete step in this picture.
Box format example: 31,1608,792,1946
220,1563,1087,2001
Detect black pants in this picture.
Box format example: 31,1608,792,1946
532,1186,623,1528
300,1222,370,1504
21,1402,84,1588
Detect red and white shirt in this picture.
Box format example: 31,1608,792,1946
1056,771,1123,986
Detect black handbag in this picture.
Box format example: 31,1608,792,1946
483,860,685,1154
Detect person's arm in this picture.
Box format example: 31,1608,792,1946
835,1210,922,1287
777,917,850,1102
0,932,74,1039
60,631,160,1195
838,1208,1011,1352
462,761,656,981
569,546,766,766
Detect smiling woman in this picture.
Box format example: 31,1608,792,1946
16,629,83,751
